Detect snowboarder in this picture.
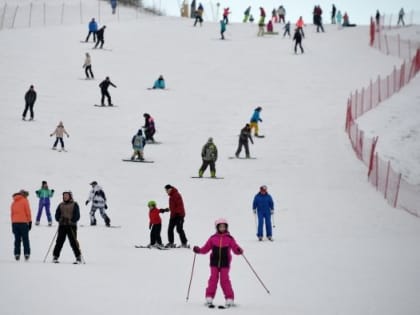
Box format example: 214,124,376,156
146,200,167,248
220,19,227,40
163,184,189,248
198,137,218,178
252,185,274,241
193,3,204,27
142,113,156,143
193,218,243,308
397,8,405,26
152,75,166,89
293,28,304,54
278,5,286,23
85,18,98,42
235,124,253,158
52,191,82,264
283,21,291,37
99,76,117,106
243,6,251,23
11,189,32,261
85,181,111,227
131,129,146,161
222,7,230,24
50,121,69,151
94,25,106,49
83,52,94,79
35,181,54,226
22,85,36,121
257,7,266,36
249,107,263,136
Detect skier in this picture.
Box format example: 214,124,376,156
278,5,286,23
296,16,305,37
271,8,278,23
193,3,204,27
142,113,156,143
313,5,324,33
163,184,189,248
131,129,146,161
85,18,98,42
235,124,253,158
331,4,337,24
99,76,117,106
52,191,82,264
110,0,117,14
11,189,32,261
283,21,291,37
146,200,167,248
397,8,405,26
94,25,106,49
252,185,274,241
35,181,54,226
198,137,218,178
50,121,69,151
152,75,166,89
293,27,304,54
249,107,263,137
336,10,342,26
220,19,227,40
375,10,380,30
243,6,251,23
257,7,266,36
193,218,243,308
85,181,111,227
22,85,36,121
222,7,230,24
82,52,94,79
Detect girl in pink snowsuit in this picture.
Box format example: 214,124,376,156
193,218,243,307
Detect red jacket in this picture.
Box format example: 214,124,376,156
149,207,162,225
168,188,185,218
11,194,32,223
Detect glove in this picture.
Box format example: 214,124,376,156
85,200,89,206
149,224,152,230
28,221,32,231
50,134,53,137
237,247,243,254
105,204,108,209
160,208,170,213
193,246,200,254
51,189,55,193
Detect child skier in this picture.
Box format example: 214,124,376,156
85,181,111,227
35,181,54,226
131,129,146,161
193,218,243,308
220,19,227,40
146,200,168,249
249,106,263,136
152,75,166,89
50,121,69,151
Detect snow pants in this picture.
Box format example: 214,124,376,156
150,223,163,246
206,267,234,300
85,65,94,79
36,198,52,223
12,223,30,257
52,225,81,259
100,89,112,105
22,102,34,119
53,137,65,149
249,122,259,136
235,140,250,157
199,160,216,176
90,206,110,225
167,216,188,245
257,209,272,238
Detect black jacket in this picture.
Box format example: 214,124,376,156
99,79,116,91
25,89,37,104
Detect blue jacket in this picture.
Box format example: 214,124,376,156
89,20,98,32
250,110,262,123
153,79,165,89
253,193,274,213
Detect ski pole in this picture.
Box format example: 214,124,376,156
241,253,270,294
43,227,59,263
186,253,197,302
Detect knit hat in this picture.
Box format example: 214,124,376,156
147,200,157,207
164,184,173,190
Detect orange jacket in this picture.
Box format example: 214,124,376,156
11,194,32,223
296,18,305,28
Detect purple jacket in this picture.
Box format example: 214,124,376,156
197,232,242,268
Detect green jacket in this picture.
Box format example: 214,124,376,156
36,188,54,199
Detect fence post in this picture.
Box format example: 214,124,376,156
367,136,378,178
408,40,412,61
393,66,397,93
397,34,401,58
369,79,373,110
375,153,379,189
393,174,402,208
377,75,381,103
12,5,19,28
386,75,390,99
0,3,7,30
360,88,365,115
400,62,405,88
354,90,359,118
384,160,391,199
384,34,389,55
29,2,32,27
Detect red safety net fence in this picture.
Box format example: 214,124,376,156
346,27,420,216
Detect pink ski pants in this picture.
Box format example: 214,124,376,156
205,266,234,300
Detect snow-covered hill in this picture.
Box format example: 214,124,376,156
1,5,420,315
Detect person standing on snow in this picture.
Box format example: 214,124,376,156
235,124,253,158
50,121,69,151
163,184,189,248
296,16,305,37
283,21,291,37
110,0,117,14
249,106,263,137
152,75,166,89
99,76,117,106
83,52,94,79
22,85,36,121
11,189,32,261
222,7,231,24
52,191,82,264
257,7,266,36
146,200,167,248
198,137,218,178
85,18,98,42
131,129,146,161
85,181,111,227
293,27,304,54
397,8,405,26
35,181,54,226
94,25,106,49
193,3,204,27
278,5,286,23
243,6,251,23
193,218,243,308
252,185,274,241
331,4,337,24
142,113,156,143
220,19,227,40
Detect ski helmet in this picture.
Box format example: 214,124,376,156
147,200,156,207
215,218,228,229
